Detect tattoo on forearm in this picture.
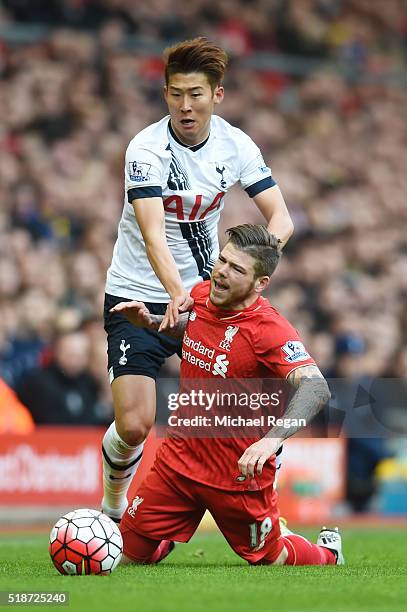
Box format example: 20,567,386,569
149,312,189,338
266,366,331,440
149,314,162,327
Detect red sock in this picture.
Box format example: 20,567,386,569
283,535,336,566
120,523,174,564
150,540,174,564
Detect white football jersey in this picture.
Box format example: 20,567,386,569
106,115,275,302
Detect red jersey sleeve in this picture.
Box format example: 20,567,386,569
254,313,316,379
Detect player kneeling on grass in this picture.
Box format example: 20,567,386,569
111,224,344,566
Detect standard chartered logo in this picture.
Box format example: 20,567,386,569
212,354,229,378
182,333,231,377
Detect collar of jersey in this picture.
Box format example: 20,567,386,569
205,296,263,320
168,120,210,152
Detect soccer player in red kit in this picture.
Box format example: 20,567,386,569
111,225,344,566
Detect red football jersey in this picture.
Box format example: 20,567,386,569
156,281,316,491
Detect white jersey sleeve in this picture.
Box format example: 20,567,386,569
236,131,276,196
125,144,166,200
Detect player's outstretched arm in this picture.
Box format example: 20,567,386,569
110,301,189,338
253,185,294,247
110,301,158,329
132,197,193,326
238,365,330,478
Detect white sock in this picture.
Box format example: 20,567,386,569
101,422,144,520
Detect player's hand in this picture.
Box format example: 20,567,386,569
110,301,159,330
238,437,283,478
159,292,194,332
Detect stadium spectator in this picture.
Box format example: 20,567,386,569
15,330,111,426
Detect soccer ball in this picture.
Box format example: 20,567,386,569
49,508,123,575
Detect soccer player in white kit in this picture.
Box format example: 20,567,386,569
102,37,293,521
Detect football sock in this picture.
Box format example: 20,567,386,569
283,535,336,565
101,422,144,520
150,540,175,564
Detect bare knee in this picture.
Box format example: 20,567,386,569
112,376,155,445
115,412,154,446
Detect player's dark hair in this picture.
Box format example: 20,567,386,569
225,224,281,278
164,37,228,91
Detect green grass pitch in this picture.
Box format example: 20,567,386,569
0,528,406,612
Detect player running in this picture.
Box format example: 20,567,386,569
102,38,294,522
112,225,344,567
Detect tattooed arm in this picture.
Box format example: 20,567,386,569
268,365,330,440
110,301,189,339
238,365,331,478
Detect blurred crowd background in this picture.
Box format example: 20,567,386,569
1,0,406,512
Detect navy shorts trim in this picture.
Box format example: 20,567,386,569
104,293,181,381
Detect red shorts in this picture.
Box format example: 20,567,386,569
120,463,283,565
